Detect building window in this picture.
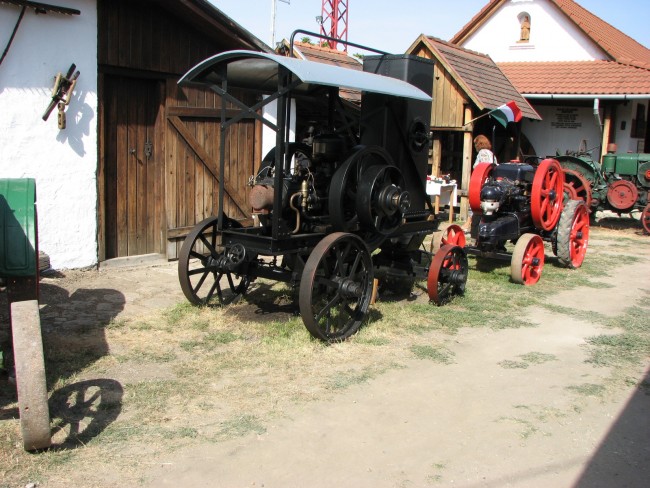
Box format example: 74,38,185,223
518,13,531,43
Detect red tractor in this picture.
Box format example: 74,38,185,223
439,158,590,285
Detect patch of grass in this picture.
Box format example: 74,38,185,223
115,349,177,363
212,414,266,441
410,344,454,364
498,360,529,369
566,383,606,397
519,352,557,364
162,302,199,326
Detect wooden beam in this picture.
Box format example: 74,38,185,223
460,106,474,221
166,106,253,119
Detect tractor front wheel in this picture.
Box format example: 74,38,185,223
511,234,545,285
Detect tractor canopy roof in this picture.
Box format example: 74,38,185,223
179,50,431,101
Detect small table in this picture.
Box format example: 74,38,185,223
426,178,458,223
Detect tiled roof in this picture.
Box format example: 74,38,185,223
292,42,363,70
450,0,650,69
551,0,650,69
499,61,650,95
423,36,541,119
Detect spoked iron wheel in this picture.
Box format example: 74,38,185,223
511,233,545,285
531,159,565,231
641,203,650,235
556,200,590,268
299,232,374,342
432,224,467,253
427,244,468,305
178,216,249,306
562,168,593,209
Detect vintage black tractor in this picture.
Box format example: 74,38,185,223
440,159,590,285
557,148,650,234
176,42,468,342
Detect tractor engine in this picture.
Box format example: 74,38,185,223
249,134,348,235
474,163,536,247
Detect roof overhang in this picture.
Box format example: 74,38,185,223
179,50,431,101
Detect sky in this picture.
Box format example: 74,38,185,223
211,0,650,54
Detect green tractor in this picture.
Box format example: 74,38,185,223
557,148,650,234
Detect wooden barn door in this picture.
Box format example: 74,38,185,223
103,75,166,259
165,84,260,259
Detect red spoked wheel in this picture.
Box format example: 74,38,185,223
562,168,593,209
510,233,545,285
606,180,638,212
469,163,494,212
427,244,468,305
642,203,650,235
434,224,467,251
531,159,565,231
556,200,590,268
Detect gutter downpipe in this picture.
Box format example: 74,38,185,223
593,98,602,132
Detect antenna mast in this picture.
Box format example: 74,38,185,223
320,0,349,51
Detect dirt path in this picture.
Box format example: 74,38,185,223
141,232,650,488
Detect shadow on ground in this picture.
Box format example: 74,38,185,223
574,369,650,487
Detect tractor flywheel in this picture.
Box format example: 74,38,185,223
606,180,638,212
531,159,564,231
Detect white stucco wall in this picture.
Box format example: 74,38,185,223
522,105,603,158
462,0,607,62
0,0,98,269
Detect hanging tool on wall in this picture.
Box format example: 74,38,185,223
42,63,79,129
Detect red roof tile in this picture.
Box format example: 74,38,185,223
292,42,362,70
499,61,650,95
550,0,650,69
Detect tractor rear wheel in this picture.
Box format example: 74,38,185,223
299,233,374,342
641,203,650,235
511,233,545,285
556,200,590,268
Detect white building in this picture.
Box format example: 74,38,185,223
451,0,650,161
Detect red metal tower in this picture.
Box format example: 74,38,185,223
320,0,349,51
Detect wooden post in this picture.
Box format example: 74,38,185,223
431,134,442,177
460,106,474,222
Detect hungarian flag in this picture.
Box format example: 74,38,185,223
489,101,523,127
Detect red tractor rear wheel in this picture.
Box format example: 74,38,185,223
556,200,590,268
562,168,593,209
642,203,650,235
511,234,545,285
531,159,564,231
